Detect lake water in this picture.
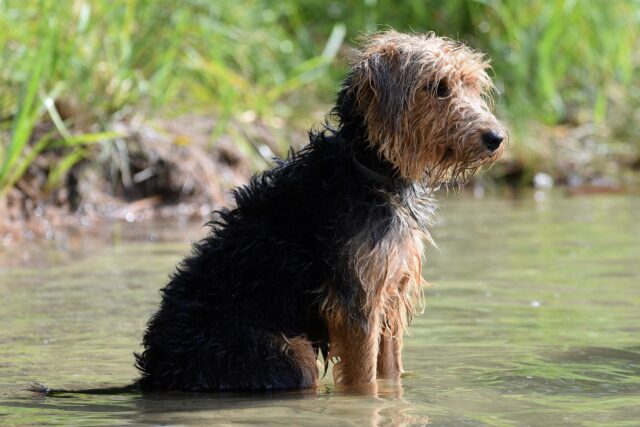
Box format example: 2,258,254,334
1,192,639,426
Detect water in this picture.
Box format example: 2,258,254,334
1,193,639,426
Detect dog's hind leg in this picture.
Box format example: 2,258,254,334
208,331,319,391
137,322,319,391
213,331,319,391
280,335,319,389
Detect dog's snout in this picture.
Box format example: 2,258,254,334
481,130,504,152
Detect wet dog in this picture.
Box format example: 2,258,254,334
134,31,506,391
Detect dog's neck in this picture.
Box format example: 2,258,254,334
331,80,436,232
334,127,435,232
350,141,409,191
336,122,410,192
334,82,411,192
330,119,436,232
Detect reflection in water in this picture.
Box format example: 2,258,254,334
1,193,639,425
5,384,428,426
128,384,422,426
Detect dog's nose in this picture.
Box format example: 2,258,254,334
481,130,504,152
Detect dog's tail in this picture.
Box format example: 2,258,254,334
27,382,138,396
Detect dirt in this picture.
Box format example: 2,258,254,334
1,114,638,244
0,115,261,244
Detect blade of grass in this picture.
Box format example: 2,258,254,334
0,41,47,186
266,23,345,102
3,133,55,192
46,146,86,191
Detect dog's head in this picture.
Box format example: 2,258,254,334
339,31,506,184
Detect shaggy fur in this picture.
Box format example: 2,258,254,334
134,31,506,391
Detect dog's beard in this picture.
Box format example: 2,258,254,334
420,147,500,188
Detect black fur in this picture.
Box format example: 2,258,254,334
134,79,424,391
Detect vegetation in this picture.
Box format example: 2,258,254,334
1,0,638,198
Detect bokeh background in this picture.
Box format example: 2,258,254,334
1,0,639,239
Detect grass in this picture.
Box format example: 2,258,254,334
0,0,638,196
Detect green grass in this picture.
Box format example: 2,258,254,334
1,0,638,195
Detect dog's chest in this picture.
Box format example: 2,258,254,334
348,218,424,308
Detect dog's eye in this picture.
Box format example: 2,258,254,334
436,81,450,98
425,80,451,99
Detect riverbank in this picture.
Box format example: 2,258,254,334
2,111,639,244
0,114,258,243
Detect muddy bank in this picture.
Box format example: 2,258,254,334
1,114,638,244
0,115,263,243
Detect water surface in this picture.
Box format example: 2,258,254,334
1,193,639,426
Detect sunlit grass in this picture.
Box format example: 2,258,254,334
0,0,638,194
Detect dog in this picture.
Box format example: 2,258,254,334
134,31,506,391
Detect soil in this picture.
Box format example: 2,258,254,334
1,115,638,244
0,115,264,244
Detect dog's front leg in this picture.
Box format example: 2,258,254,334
327,314,380,390
377,324,403,379
377,293,404,379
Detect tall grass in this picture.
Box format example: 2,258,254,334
1,0,638,194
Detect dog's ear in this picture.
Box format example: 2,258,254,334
363,49,409,131
351,43,415,142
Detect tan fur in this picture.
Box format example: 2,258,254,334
349,31,506,184
377,322,403,379
282,335,319,388
325,222,425,386
328,313,380,385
